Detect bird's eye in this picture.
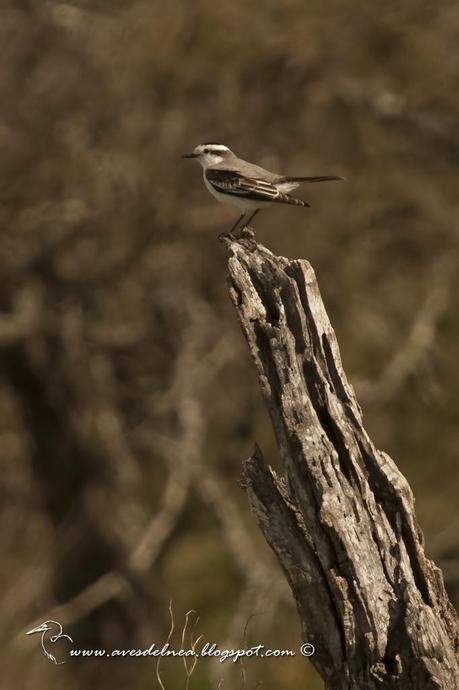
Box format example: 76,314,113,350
204,148,209,153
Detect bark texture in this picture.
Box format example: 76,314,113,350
226,235,459,690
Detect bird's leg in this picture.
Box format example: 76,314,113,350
244,209,259,227
236,209,259,239
218,213,245,241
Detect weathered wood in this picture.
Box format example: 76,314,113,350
226,235,459,690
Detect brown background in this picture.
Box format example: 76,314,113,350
1,2,458,689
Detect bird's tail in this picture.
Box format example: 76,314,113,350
279,175,344,184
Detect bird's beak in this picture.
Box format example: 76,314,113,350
26,623,49,635
181,152,198,159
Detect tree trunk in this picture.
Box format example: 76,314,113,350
225,235,459,690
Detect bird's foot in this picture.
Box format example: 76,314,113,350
218,231,236,243
238,226,256,240
218,226,256,243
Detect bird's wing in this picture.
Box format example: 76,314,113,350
206,168,283,203
278,175,344,183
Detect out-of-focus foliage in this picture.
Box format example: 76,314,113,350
1,2,458,689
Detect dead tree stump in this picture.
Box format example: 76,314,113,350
225,236,459,690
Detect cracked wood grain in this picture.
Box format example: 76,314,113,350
226,236,459,690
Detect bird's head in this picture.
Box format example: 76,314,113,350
181,143,233,168
26,621,53,636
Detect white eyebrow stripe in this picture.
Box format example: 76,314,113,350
199,145,230,153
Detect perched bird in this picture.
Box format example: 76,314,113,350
26,620,73,665
181,143,343,238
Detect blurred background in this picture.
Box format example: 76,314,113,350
1,1,458,689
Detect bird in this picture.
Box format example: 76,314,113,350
26,620,73,665
181,143,343,238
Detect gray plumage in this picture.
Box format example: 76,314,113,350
181,143,343,235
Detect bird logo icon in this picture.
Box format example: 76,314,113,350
26,620,73,665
